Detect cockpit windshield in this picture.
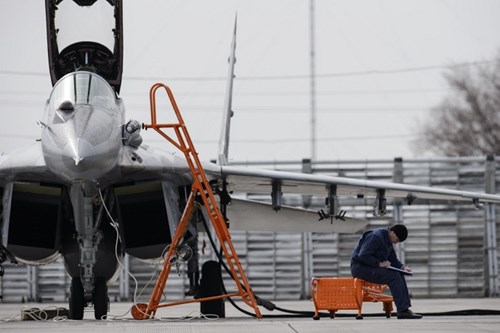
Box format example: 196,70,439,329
49,72,116,112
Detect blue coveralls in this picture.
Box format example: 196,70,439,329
350,228,411,312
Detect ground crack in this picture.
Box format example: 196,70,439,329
287,323,299,333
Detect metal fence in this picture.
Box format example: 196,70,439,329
1,157,499,303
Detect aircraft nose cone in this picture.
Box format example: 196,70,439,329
62,138,95,170
43,135,119,182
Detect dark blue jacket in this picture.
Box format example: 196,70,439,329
351,228,403,268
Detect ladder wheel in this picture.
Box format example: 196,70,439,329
199,260,225,318
69,277,85,320
131,303,150,320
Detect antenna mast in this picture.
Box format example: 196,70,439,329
309,0,317,161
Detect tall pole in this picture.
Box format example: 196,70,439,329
309,0,316,161
303,0,316,299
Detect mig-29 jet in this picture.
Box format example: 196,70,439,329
1,0,499,320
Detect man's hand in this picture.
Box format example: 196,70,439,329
379,260,391,268
402,265,412,273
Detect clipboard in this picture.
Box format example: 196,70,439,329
388,266,413,276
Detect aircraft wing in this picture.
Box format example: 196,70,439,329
0,143,54,184
202,164,500,233
216,165,500,203
117,145,192,184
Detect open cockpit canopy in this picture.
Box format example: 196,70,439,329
45,0,123,93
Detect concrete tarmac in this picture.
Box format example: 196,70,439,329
1,298,499,332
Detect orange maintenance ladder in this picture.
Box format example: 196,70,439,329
131,83,262,320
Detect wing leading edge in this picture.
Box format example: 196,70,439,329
0,143,53,184
201,164,500,233
216,165,500,204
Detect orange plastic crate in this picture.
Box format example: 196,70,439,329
310,277,393,320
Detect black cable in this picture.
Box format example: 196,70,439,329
200,215,256,317
200,214,333,318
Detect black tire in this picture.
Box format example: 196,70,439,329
93,277,108,320
69,277,85,320
199,260,225,318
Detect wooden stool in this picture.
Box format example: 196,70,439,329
310,277,393,320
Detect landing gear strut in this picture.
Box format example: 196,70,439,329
69,182,110,320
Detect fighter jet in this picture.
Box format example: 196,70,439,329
1,0,500,320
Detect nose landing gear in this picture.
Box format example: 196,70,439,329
68,276,109,320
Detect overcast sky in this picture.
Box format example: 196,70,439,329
1,0,500,163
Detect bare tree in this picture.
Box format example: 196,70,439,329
418,56,500,156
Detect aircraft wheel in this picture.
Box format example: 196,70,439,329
69,277,85,320
199,260,225,318
94,277,109,320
